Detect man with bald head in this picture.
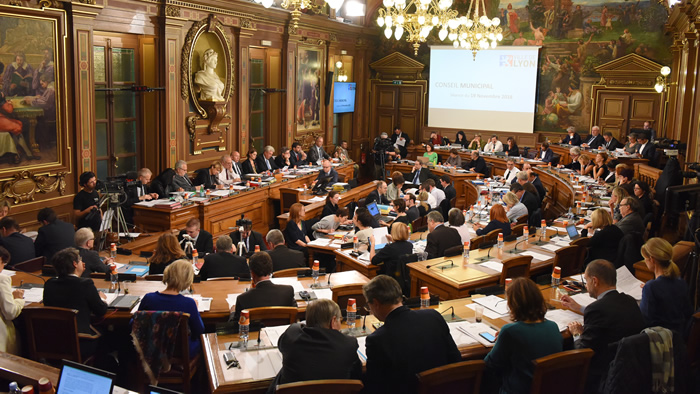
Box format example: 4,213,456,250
581,126,604,149
218,154,241,185
313,159,338,186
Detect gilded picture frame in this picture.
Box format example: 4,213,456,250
296,45,325,133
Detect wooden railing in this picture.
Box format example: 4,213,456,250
634,163,663,189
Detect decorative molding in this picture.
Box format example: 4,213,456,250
165,4,180,17
294,131,322,151
77,0,95,4
329,33,337,42
288,24,298,36
1,171,66,204
370,51,425,81
186,116,198,142
240,17,253,29
37,0,63,8
8,0,22,5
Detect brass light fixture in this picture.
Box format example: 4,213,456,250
377,0,458,55
654,66,672,93
446,0,502,59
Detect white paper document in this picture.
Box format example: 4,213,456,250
261,324,290,348
472,295,509,315
22,287,44,304
541,243,565,252
185,294,212,312
220,347,283,382
570,293,596,309
356,335,368,362
0,269,16,277
545,309,584,332
308,238,332,247
210,190,231,196
313,288,333,300
447,321,479,347
479,261,503,273
270,278,305,293
226,294,240,310
520,250,551,262
455,322,499,347
372,227,389,245
466,303,507,319
616,266,644,301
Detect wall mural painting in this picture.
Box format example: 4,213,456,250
296,46,324,132
0,15,57,168
371,0,671,133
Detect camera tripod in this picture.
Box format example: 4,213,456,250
98,191,134,250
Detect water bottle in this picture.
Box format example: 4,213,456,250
523,226,529,244
192,249,199,268
9,381,21,394
110,243,117,259
239,310,250,347
312,260,319,287
353,236,359,252
254,245,260,253
110,265,118,292
540,220,547,239
420,286,430,308
551,266,561,287
347,298,357,329
462,241,470,264
567,207,573,219
576,201,582,215
497,233,504,249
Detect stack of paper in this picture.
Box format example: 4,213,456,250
520,250,551,262
0,269,16,277
226,294,240,310
570,293,595,309
616,266,644,301
185,294,212,312
22,287,44,303
270,278,305,293
447,321,479,346
261,324,290,347
545,309,584,332
472,295,509,315
454,322,499,347
466,303,507,319
479,261,504,273
308,238,332,247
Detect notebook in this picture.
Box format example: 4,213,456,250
57,359,115,394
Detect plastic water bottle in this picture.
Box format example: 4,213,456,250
567,207,573,219
347,298,357,329
312,260,319,287
192,249,199,268
353,236,359,252
110,243,117,259
420,286,430,308
540,220,547,239
576,201,582,215
523,226,530,244
462,241,470,264
497,233,504,249
9,382,21,394
551,266,562,287
239,310,250,346
254,245,260,253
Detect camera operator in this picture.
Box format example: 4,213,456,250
73,171,102,234
229,218,267,257
373,132,397,180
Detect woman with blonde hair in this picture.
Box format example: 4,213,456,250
149,233,187,275
503,191,527,223
369,222,413,275
578,154,594,176
581,209,623,265
609,186,629,223
417,191,430,216
640,238,693,331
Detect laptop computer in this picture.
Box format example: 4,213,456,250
366,201,394,223
109,294,140,309
566,224,581,241
57,359,115,394
149,385,184,394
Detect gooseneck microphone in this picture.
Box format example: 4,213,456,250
426,260,454,270
439,305,456,320
327,272,332,287
474,245,494,263
547,227,566,239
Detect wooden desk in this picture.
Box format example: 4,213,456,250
384,162,479,208
0,352,59,388
334,249,381,278
550,144,648,168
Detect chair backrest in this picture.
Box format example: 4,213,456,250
483,228,501,244
357,198,366,209
615,231,643,274
276,379,363,394
570,237,590,249
515,214,529,225
439,199,451,219
530,349,594,394
528,208,542,228
417,360,485,394
41,264,56,277
672,240,694,275
553,245,585,277
13,256,46,273
145,274,164,281
450,197,456,208
247,306,298,327
23,306,82,363
469,235,485,250
395,253,419,296
280,188,301,214
499,255,533,285
272,267,311,277
332,284,366,313
444,244,464,257
687,312,700,368
511,223,527,237
411,216,427,232
89,272,107,279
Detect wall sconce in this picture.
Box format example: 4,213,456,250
336,60,348,81
654,66,672,93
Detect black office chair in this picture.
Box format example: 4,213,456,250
615,231,643,274
395,253,418,297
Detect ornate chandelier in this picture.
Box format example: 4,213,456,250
252,0,345,29
447,0,502,59
376,0,458,55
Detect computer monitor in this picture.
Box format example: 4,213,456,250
566,224,580,240
57,360,115,394
366,201,380,217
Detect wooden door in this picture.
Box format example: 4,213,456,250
374,84,398,135
371,82,425,138
598,93,629,139
596,92,661,140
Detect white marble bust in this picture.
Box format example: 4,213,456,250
194,48,225,102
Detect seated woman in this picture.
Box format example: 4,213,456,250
468,134,483,151
608,186,629,223
0,246,24,354
428,131,442,146
149,233,187,276
43,247,108,358
75,227,113,277
454,131,468,148
446,208,471,245
369,222,413,276
416,191,431,217
640,238,693,332
633,180,654,218
423,144,438,165
388,199,411,236
241,149,259,175
581,209,623,265
444,149,462,167
503,191,528,223
624,134,640,154
473,205,511,236
275,146,292,169
138,259,205,356
353,211,375,244
603,161,617,183
592,152,609,181
505,137,519,156
285,203,310,256
312,208,349,240
321,191,341,217
484,277,562,393
386,174,404,202
578,154,594,176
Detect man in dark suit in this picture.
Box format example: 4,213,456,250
536,142,554,163
230,223,267,257
528,171,547,203
255,145,279,173
0,217,35,267
643,120,656,142
425,211,462,259
510,183,539,215
275,298,361,386
193,162,222,189
363,275,460,393
125,168,160,224
636,134,656,164
178,218,214,255
313,160,338,187
229,252,297,321
404,160,432,186
561,259,644,392
365,181,390,206
74,227,112,277
404,194,420,222
465,150,488,175
266,229,306,271
439,175,456,203
601,132,623,151
307,136,330,165
581,126,604,149
390,126,410,158
289,143,308,167
171,160,194,191
615,197,645,234
34,208,76,263
559,126,582,146
198,235,250,281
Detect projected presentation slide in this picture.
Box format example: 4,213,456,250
428,46,540,133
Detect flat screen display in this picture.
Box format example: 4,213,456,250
333,82,356,114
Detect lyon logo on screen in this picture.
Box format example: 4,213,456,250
499,55,537,68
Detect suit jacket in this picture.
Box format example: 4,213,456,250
289,151,307,167
34,220,76,263
171,173,193,191
404,167,433,186
406,206,420,222
425,224,462,259
561,133,582,146
532,176,546,203
307,145,330,165
365,190,390,206
466,156,488,175
255,155,279,172
193,168,220,189
443,184,456,203
230,230,268,256
0,232,36,267
277,323,361,385
199,252,250,281
178,229,214,255
615,212,644,235
582,134,604,149
274,155,292,169
267,245,306,272
79,248,110,278
520,191,540,215
315,168,338,185
575,290,644,384
537,148,554,163
390,132,411,158
637,142,656,162
602,137,623,151
241,159,258,175
43,275,108,335
125,182,153,207
364,306,461,393
230,280,297,321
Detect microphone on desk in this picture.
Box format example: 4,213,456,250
327,272,332,287
426,260,454,270
474,245,495,263
439,305,456,320
505,235,533,254
17,271,47,287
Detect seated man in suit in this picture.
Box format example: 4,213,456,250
465,150,488,175
365,181,390,206
559,146,582,172
561,259,644,392
124,168,160,224
536,142,554,163
229,251,297,321
601,131,623,151
559,126,582,146
635,133,656,164
404,160,432,187
178,218,214,256
439,175,456,203
502,158,520,184
0,217,35,267
643,120,656,142
424,211,462,259
510,183,539,216
74,227,112,277
289,142,308,167
34,207,76,263
527,171,547,203
615,197,645,234
580,125,604,149
198,235,250,281
230,221,267,257
312,159,338,187
307,136,330,165
193,161,223,190
274,298,361,386
218,154,242,185
403,193,420,222
363,275,460,393
171,160,194,191
255,145,279,173
266,229,306,272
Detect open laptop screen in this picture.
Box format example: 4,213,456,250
566,225,579,239
57,360,115,394
366,202,380,217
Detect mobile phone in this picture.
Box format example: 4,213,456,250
563,285,582,294
479,332,496,343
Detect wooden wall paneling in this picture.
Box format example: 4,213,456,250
285,31,298,151
353,38,371,160
598,94,628,139
666,35,684,141
677,29,699,163
266,48,283,150
164,16,185,170
238,27,253,156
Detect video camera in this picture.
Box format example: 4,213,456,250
236,215,252,229
373,135,394,152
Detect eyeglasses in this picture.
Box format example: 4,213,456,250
619,203,629,207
